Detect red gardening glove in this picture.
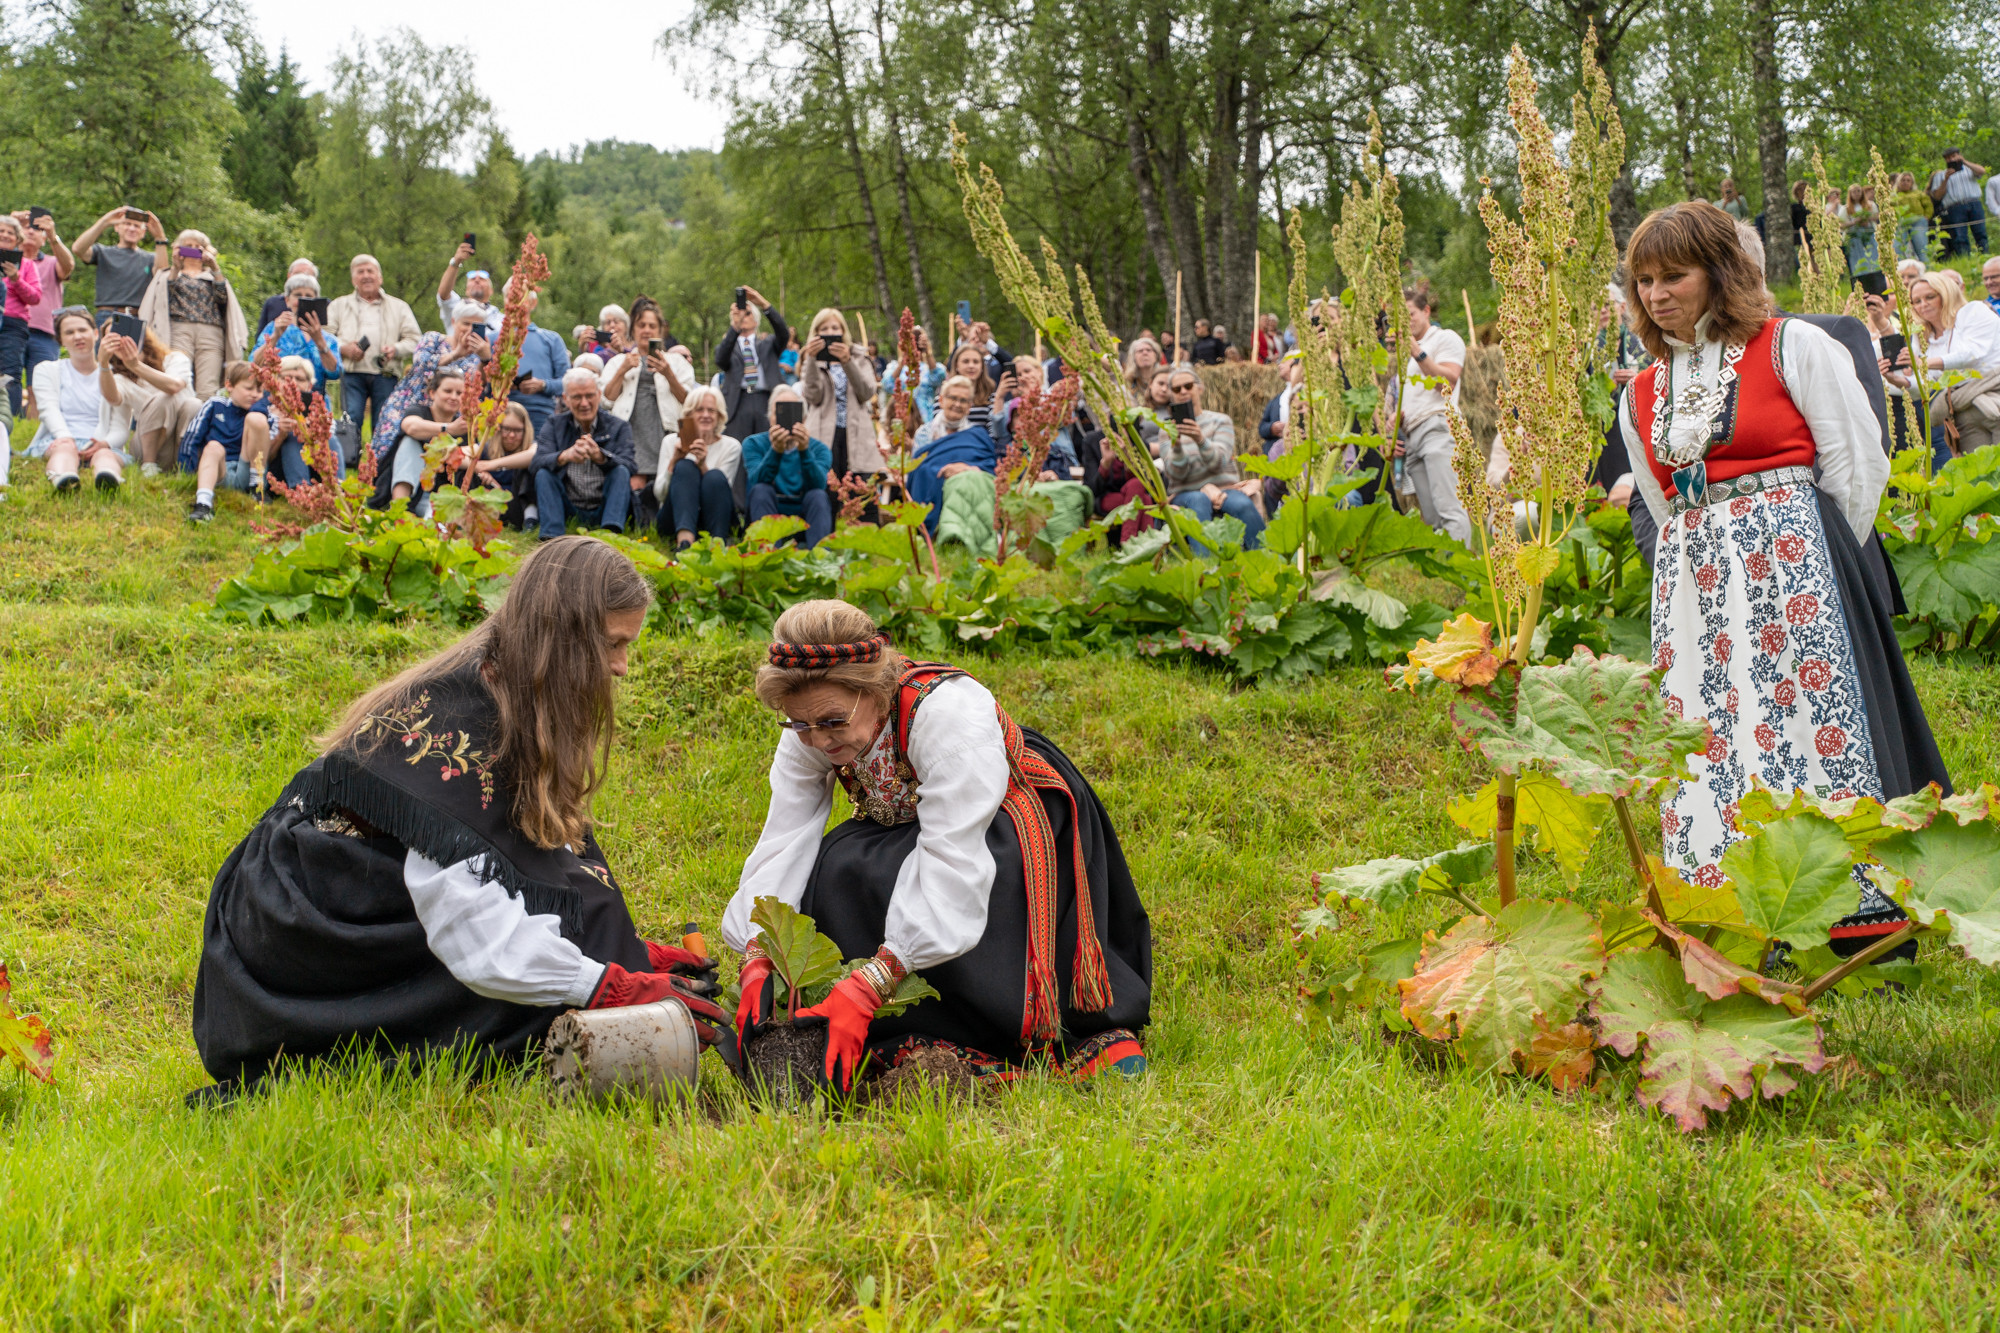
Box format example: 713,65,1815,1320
734,953,777,1044
588,963,730,1050
791,972,885,1092
645,940,720,997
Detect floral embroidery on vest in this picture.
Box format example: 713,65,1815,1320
359,690,499,810
836,721,920,826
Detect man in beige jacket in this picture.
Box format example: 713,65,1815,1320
328,254,421,438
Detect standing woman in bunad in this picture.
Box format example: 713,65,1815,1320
724,600,1152,1089
191,538,730,1094
1620,202,1950,960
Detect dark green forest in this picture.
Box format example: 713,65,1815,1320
2,0,1994,356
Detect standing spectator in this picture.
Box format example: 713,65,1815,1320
1395,285,1471,545
436,241,502,341
34,308,122,491
1158,367,1262,549
98,321,198,477
502,278,571,436
600,296,692,523
716,285,789,441
1718,177,1750,221
252,273,341,392
741,383,832,547
329,254,422,439
137,229,246,399
1893,172,1934,262
881,324,943,423
778,327,802,384
1189,318,1226,364
1983,257,2000,314
258,258,319,333
1254,313,1284,364
655,385,742,548
532,368,635,538
7,210,73,418
800,306,881,479
367,303,491,467
70,205,166,320
1839,184,1881,278
0,217,45,417
1789,181,1813,259
1928,147,1989,258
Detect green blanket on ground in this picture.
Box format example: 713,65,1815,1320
936,473,1092,560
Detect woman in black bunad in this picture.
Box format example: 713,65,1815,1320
192,537,728,1093
724,600,1152,1089
1619,202,1950,958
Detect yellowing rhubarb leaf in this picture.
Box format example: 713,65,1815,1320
1398,900,1603,1073
1519,1016,1596,1092
1395,612,1501,689
1734,781,1941,852
1513,542,1562,587
0,962,54,1085
1449,773,1607,888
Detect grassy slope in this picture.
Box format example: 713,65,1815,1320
3,473,2000,1330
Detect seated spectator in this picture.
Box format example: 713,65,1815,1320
1123,336,1164,403
1254,353,1304,515
954,316,1012,383
97,319,199,478
942,343,997,433
1223,344,1244,363
741,383,832,547
1896,268,2000,463
1189,318,1226,365
71,205,167,321
800,306,882,479
443,399,538,529
138,229,246,398
329,253,423,439
778,327,801,383
991,357,1080,476
600,295,692,517
259,258,319,333
372,368,469,515
1159,367,1263,549
907,374,998,550
532,368,636,539
655,385,742,548
716,285,788,440
368,303,493,467
253,273,342,392
258,354,346,489
0,216,46,417
436,242,502,341
179,361,271,522
35,307,124,492
503,277,571,436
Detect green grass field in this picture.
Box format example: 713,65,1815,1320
4,468,2000,1330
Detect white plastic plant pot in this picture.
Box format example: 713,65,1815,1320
544,996,701,1104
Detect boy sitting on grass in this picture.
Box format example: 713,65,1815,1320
179,361,275,523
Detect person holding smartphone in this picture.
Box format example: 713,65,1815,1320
10,210,75,418
0,215,45,418
799,307,881,480
252,273,342,391
71,205,168,322
716,284,789,441
740,384,833,547
1157,368,1264,551
329,254,422,439
1393,284,1471,545
135,228,245,398
98,317,199,478
436,239,501,342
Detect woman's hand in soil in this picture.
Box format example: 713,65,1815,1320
734,952,776,1042
791,972,886,1091
646,939,720,997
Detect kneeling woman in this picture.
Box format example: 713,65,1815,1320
723,600,1152,1089
193,537,726,1089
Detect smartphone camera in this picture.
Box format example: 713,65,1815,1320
734,287,749,311
648,338,664,356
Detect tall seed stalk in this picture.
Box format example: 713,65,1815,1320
1866,148,1936,477
1799,150,1856,318
1447,37,1625,905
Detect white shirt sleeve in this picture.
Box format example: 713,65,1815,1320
1619,388,1671,533
1780,318,1889,540
404,851,604,1008
1939,301,2000,374
723,733,837,953
882,676,1010,970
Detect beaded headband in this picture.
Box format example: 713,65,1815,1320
767,632,890,670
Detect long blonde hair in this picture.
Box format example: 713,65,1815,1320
322,537,655,849
1914,269,1968,336
754,600,904,713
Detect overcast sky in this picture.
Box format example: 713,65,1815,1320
242,0,731,159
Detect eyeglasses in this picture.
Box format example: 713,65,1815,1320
777,691,860,734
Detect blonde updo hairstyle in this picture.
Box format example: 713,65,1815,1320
754,599,906,714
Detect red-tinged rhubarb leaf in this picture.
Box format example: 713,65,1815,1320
1720,814,1861,952
1734,781,1941,851
1937,782,2000,826
1398,899,1603,1073
1589,951,1823,1132
1394,612,1501,690
1643,911,1804,1012
0,1012,55,1084
1519,1016,1596,1092
1450,647,1710,797
1875,818,2000,966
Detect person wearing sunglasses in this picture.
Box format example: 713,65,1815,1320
723,598,1153,1093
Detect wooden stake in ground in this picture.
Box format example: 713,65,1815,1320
1254,252,1262,360
854,309,870,357
1173,270,1183,366
1462,288,1477,343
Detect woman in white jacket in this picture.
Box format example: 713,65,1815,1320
598,297,693,526
1889,268,2000,461
653,385,743,547
33,309,128,491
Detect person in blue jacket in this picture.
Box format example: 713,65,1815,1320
740,384,833,547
